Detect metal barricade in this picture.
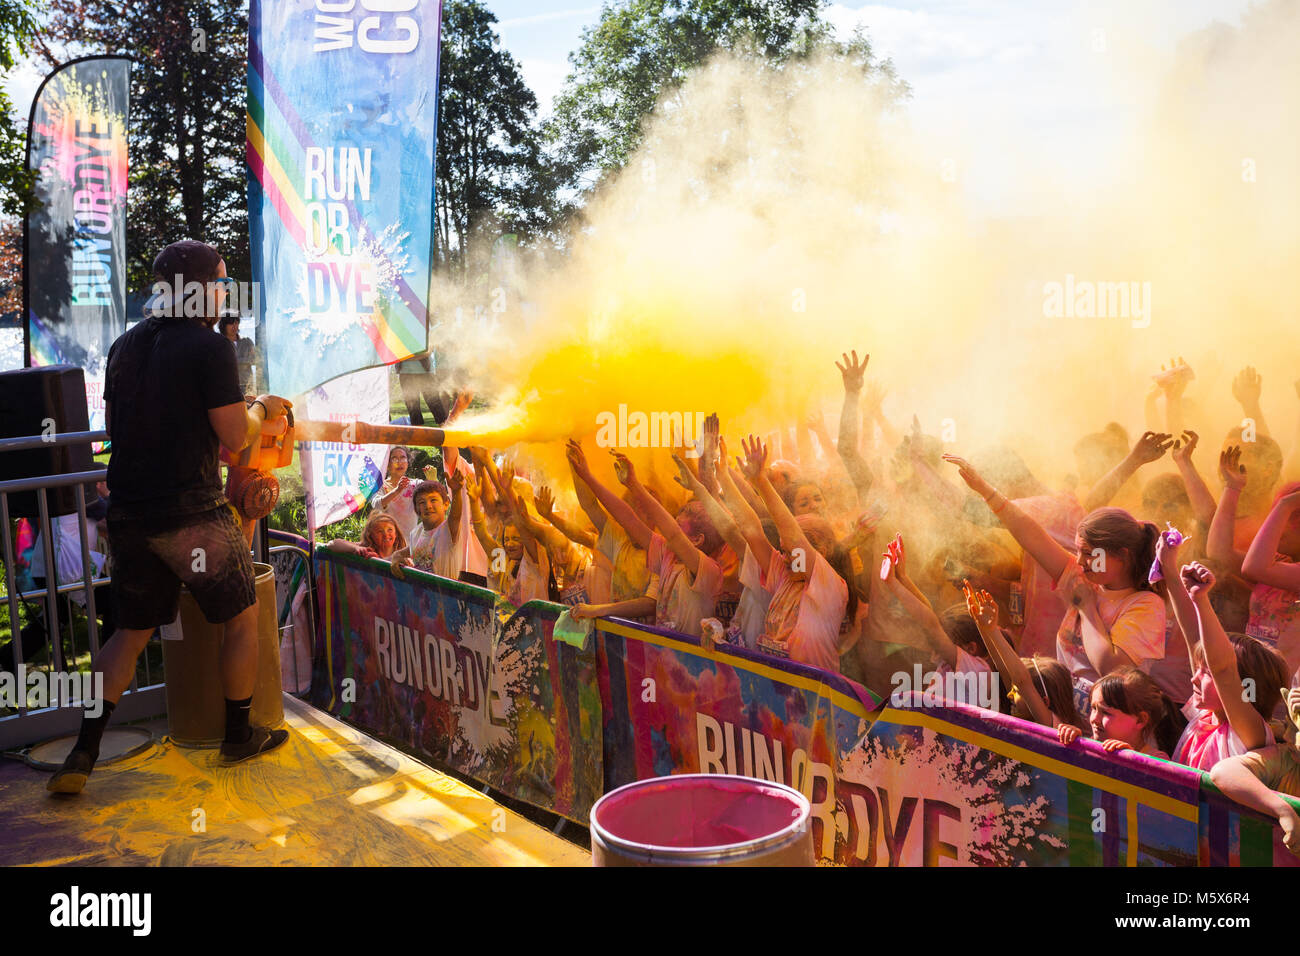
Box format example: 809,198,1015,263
0,430,166,749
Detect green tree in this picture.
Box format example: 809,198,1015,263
547,0,908,208
436,0,552,281
43,0,251,292
0,0,41,217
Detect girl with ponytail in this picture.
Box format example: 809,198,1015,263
945,456,1166,720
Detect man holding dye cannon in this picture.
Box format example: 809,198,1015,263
48,240,292,794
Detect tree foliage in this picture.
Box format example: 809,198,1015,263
44,0,251,291
547,0,909,210
435,0,555,280
0,0,42,217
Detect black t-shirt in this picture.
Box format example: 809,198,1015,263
104,316,244,522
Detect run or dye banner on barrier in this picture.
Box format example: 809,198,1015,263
840,698,1298,867
309,551,603,821
595,618,880,864
247,0,442,398
25,56,131,435
303,553,1298,863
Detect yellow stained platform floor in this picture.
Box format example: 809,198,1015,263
0,696,590,867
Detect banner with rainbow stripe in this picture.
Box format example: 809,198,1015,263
247,0,443,399
25,56,131,437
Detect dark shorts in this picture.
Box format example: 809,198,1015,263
108,505,256,629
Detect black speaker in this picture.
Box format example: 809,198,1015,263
0,365,95,518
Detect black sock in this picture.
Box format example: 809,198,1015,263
224,696,253,745
72,699,116,763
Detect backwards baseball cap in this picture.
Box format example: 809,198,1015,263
152,239,223,285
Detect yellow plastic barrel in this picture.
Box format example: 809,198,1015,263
590,774,815,867
162,562,284,748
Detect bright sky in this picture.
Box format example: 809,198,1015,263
491,0,1258,213
5,0,1259,215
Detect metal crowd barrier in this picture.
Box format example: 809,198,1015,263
0,429,168,749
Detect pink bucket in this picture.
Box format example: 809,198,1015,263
590,774,814,867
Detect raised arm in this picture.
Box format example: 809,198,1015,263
944,454,1072,580
965,583,1055,727
1154,357,1192,438
1170,430,1217,529
444,467,467,544
1231,366,1270,439
612,451,704,577
1207,446,1247,574
835,350,875,501
717,438,778,571
741,435,812,562
1157,529,1199,671
1083,431,1173,511
1241,488,1300,589
670,453,746,559
463,473,500,557
503,487,546,564
535,486,597,549
566,440,653,549
882,559,958,667
565,447,609,533
1183,562,1270,750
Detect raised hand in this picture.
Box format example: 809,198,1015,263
1155,524,1187,572
942,453,995,499
447,467,465,494
1180,561,1216,599
670,453,697,491
463,473,481,502
535,485,555,519
1219,445,1247,491
835,349,869,392
738,435,768,481
697,412,719,462
1170,429,1199,466
1131,431,1174,465
610,451,637,486
565,439,591,477
962,580,999,629
1153,357,1193,396
1232,366,1262,407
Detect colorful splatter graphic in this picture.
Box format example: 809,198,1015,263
26,57,130,438
310,550,602,821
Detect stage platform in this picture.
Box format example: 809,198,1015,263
0,695,589,867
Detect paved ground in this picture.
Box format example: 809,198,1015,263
0,695,589,867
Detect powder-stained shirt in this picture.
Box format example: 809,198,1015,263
762,549,848,673
646,532,722,638
1247,554,1300,680
599,522,651,602
1054,563,1166,683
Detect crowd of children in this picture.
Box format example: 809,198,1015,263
337,352,1300,850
